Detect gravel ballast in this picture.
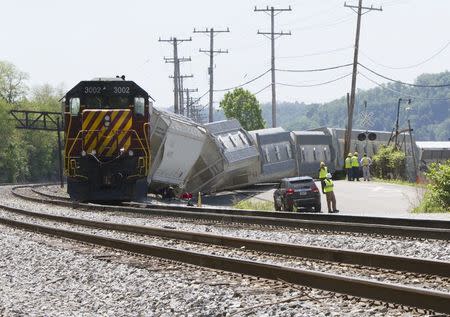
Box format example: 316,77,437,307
0,225,436,317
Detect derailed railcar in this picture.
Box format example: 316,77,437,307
249,127,297,182
416,141,450,171
63,78,151,202
291,130,335,178
183,119,260,193
147,109,208,193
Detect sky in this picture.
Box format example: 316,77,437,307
1,0,449,111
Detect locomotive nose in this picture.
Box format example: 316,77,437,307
81,109,133,158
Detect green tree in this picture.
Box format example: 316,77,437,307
0,60,29,103
220,88,265,131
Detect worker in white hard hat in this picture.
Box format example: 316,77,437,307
323,173,339,213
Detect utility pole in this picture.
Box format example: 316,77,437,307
159,37,192,114
394,98,411,148
255,6,291,128
194,27,229,123
182,88,198,117
170,74,193,115
343,0,382,161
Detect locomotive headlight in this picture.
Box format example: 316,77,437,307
128,150,134,156
91,150,97,155
104,121,110,127
81,150,87,157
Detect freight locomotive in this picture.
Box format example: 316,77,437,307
63,77,151,201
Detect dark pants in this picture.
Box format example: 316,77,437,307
346,168,352,181
325,191,337,212
352,166,359,181
319,178,326,194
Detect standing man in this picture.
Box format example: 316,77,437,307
345,153,353,181
324,173,338,213
351,151,360,181
318,162,328,194
360,153,372,181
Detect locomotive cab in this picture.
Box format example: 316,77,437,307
63,77,151,202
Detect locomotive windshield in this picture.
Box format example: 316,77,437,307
84,96,131,109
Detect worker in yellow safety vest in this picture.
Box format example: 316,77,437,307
360,153,372,181
318,162,328,194
323,173,338,213
345,153,353,181
351,152,360,181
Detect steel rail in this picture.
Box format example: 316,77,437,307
133,202,450,229
29,185,450,230
0,215,449,314
1,202,449,277
12,187,450,241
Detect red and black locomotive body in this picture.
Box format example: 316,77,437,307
63,77,151,201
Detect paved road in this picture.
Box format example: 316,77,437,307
248,180,450,220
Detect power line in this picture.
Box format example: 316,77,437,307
278,45,353,59
359,71,450,101
194,27,230,123
255,5,292,128
277,73,352,88
358,63,450,87
213,69,271,92
359,40,450,70
276,63,352,73
254,84,272,95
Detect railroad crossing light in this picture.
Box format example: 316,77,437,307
357,133,366,141
368,132,377,141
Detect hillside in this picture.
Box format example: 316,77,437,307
261,72,450,141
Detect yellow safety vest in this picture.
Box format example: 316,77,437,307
324,179,334,193
319,166,328,179
362,157,370,166
345,157,352,168
351,156,359,167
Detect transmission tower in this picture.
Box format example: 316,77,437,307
159,37,192,114
193,27,230,123
255,5,291,128
343,0,382,161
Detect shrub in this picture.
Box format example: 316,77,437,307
415,160,450,212
372,145,406,180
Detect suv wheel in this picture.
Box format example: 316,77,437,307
314,203,321,213
284,202,293,212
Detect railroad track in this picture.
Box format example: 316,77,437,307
0,201,449,314
16,185,450,241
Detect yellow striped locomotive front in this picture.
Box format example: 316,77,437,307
64,79,151,202
82,109,132,157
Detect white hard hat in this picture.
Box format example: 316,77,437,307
326,173,332,179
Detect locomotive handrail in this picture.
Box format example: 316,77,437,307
143,122,151,169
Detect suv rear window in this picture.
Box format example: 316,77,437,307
289,179,312,188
